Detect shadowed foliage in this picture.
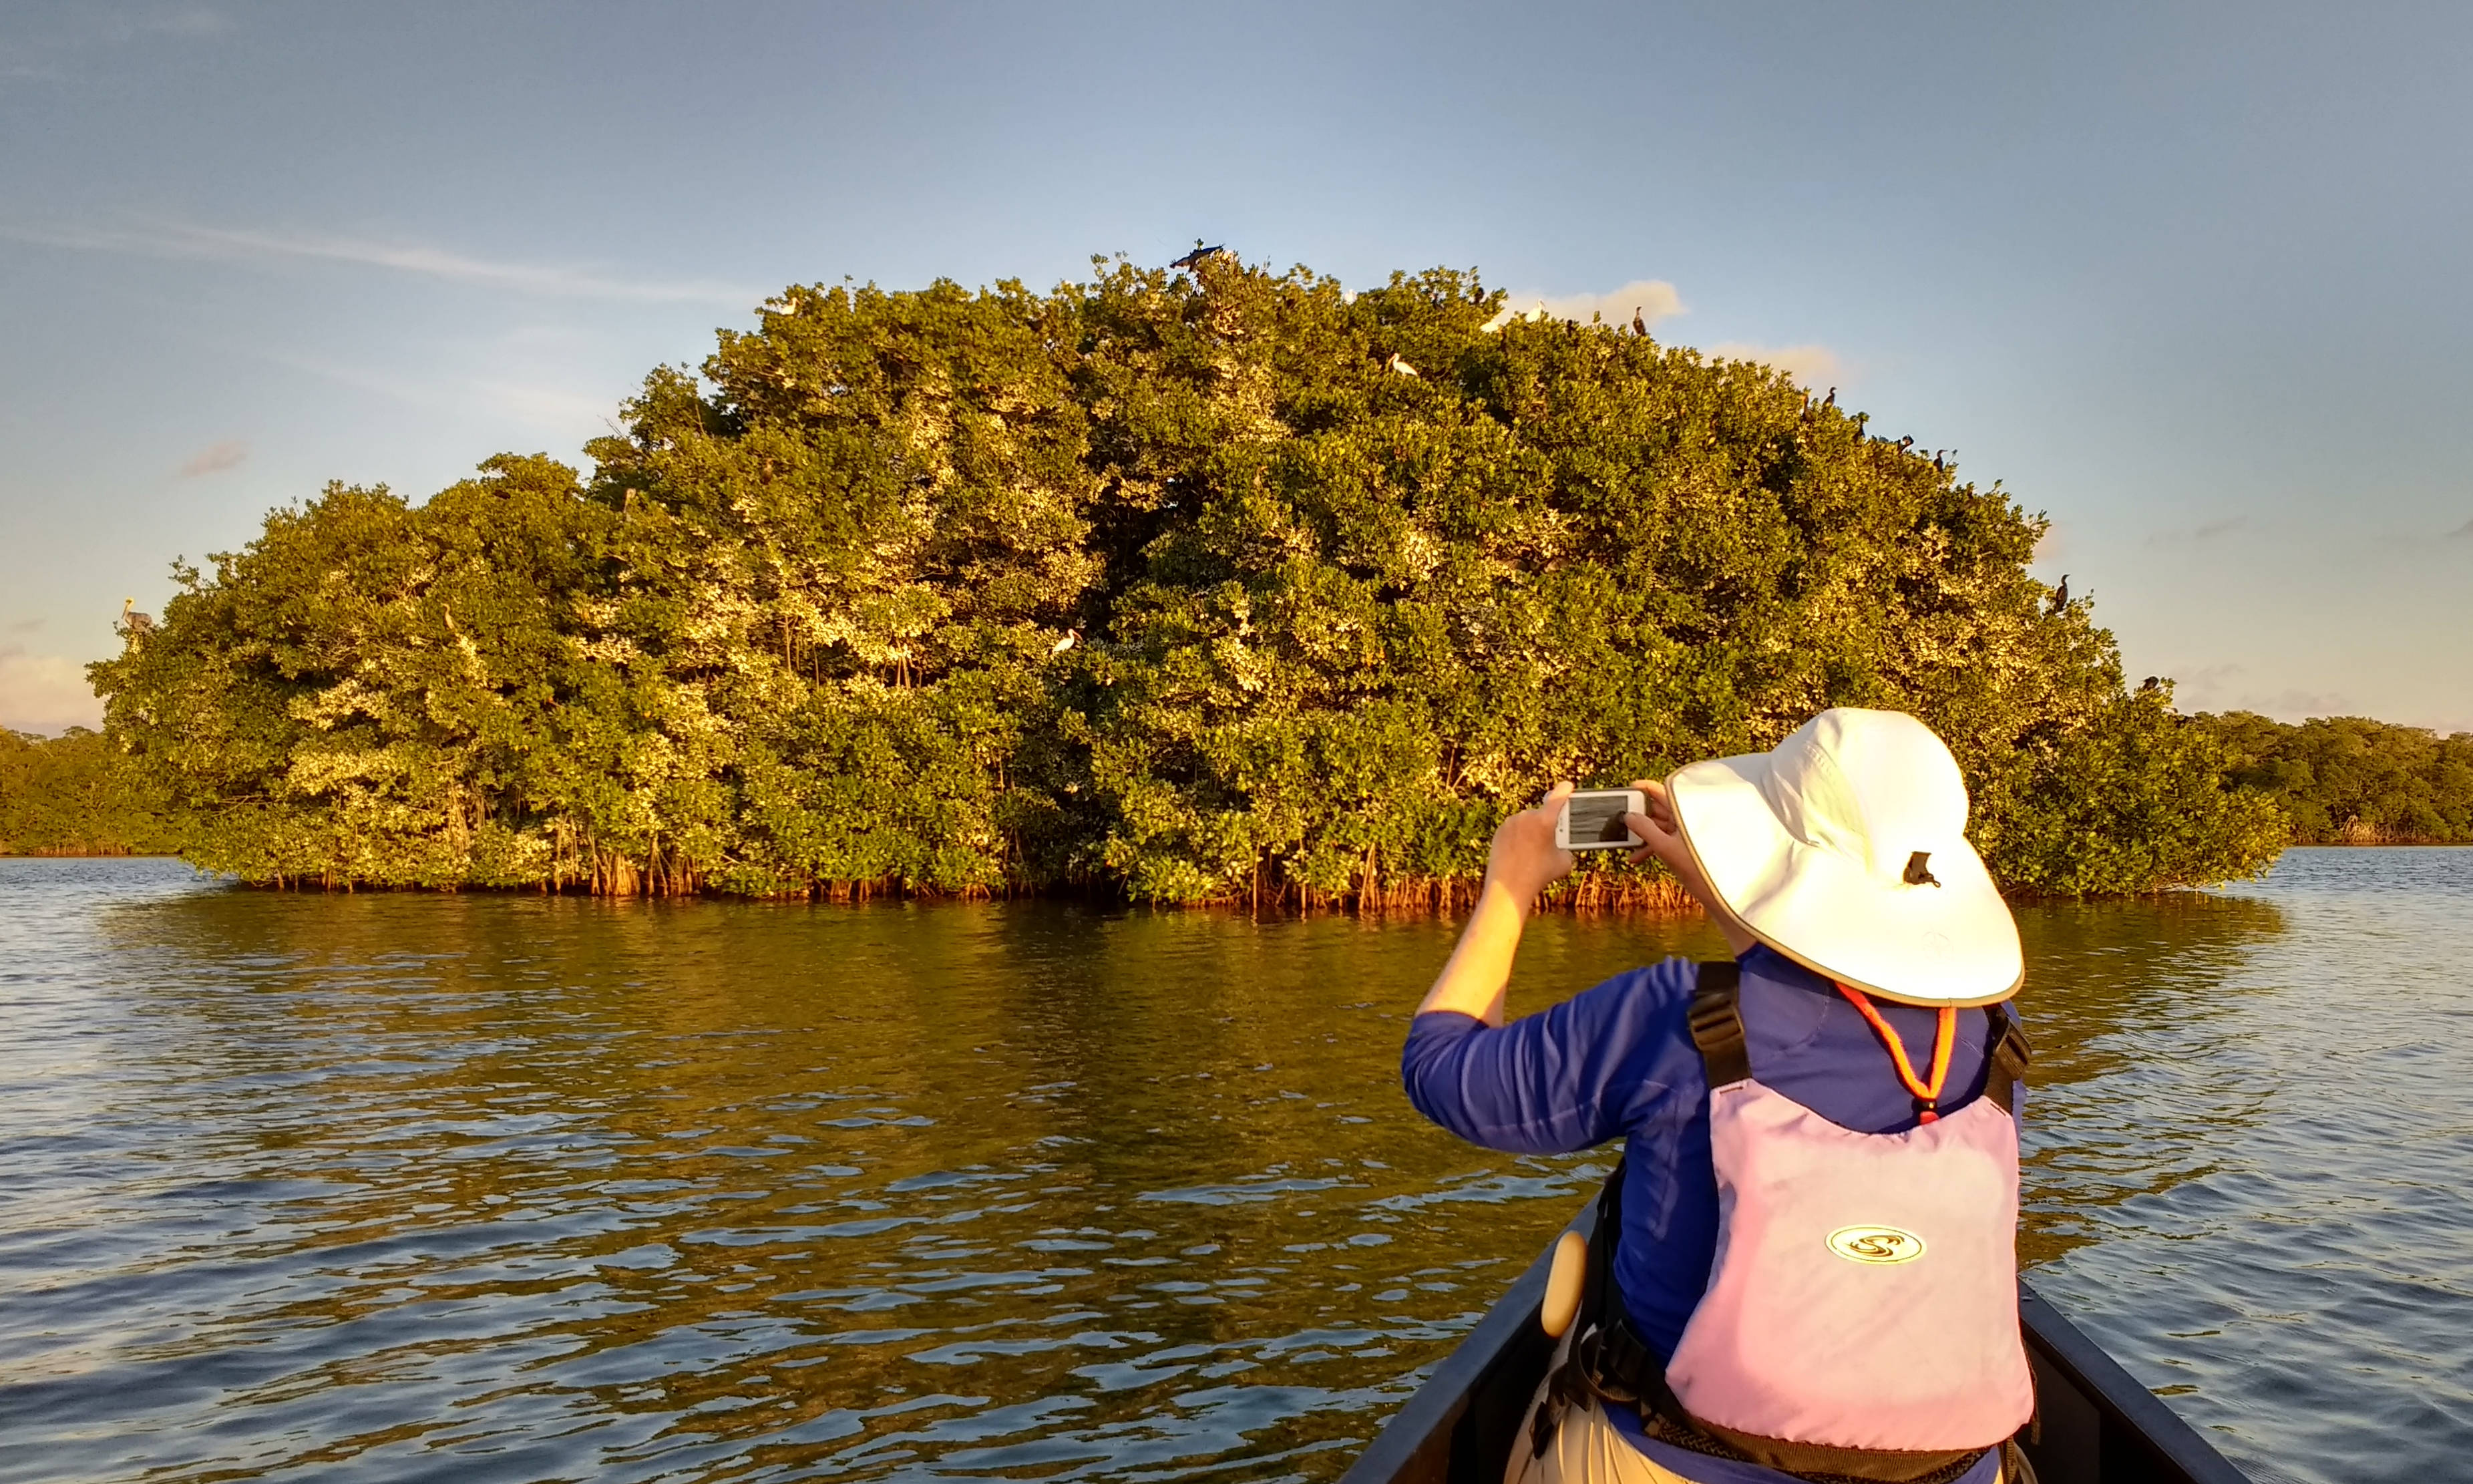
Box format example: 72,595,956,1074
2194,712,2473,844
1,727,181,856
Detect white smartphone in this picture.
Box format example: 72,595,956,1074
1555,788,1647,852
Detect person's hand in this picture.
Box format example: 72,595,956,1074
1484,783,1578,908
1621,778,1689,874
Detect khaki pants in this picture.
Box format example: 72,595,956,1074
1507,1393,1700,1484
1505,1331,2004,1484
1506,1324,1698,1484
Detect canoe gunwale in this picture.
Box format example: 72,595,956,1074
2015,1285,2251,1484
1338,1199,1591,1484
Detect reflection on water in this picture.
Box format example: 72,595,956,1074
0,852,2465,1484
2013,892,2293,1268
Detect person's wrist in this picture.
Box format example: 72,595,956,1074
1481,867,1539,914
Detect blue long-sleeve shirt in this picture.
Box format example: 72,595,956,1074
1402,944,2002,1484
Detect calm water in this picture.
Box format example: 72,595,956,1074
3,852,2468,1484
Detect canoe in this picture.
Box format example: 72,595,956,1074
1340,1184,2250,1484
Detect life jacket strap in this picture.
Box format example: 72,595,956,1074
1981,1000,2032,1115
1691,962,2034,1120
1685,960,1750,1086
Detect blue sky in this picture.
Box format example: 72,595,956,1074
3,1,2468,735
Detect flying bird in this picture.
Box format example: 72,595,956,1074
1632,307,1648,337
1169,243,1224,270
1050,628,1081,655
2048,575,2071,613
1385,352,1420,377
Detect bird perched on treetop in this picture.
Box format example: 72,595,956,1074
1169,243,1223,270
2138,676,2160,693
1823,387,1837,410
119,597,154,640
1632,307,1648,337
1051,628,1081,656
2048,575,2071,614
1385,352,1420,378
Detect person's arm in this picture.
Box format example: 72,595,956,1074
1416,784,1575,1027
1402,959,1696,1153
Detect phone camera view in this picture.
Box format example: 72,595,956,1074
1567,795,1634,846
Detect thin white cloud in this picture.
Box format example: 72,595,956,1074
1488,279,1685,331
0,646,103,735
2148,515,2253,547
1704,341,1841,387
140,7,232,38
3,218,759,306
178,438,248,477
263,349,442,409
270,351,618,435
75,6,231,42
2249,688,2355,720
2,9,232,90
2156,663,2359,721
2162,663,2245,710
1473,283,1843,391
471,379,617,432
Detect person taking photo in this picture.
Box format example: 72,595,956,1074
1403,709,2036,1484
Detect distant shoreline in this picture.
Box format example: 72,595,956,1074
2287,838,2473,848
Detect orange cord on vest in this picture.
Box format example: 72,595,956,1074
1835,984,1956,1123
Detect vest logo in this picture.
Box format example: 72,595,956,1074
1827,1225,1926,1265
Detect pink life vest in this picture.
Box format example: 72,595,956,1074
1662,971,2036,1457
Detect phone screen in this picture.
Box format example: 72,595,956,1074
1565,791,1637,848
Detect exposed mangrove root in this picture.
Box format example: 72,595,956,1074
224,858,1704,915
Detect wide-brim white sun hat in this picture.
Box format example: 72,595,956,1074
1668,708,2023,1006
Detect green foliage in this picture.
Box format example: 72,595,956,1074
93,257,2290,899
2195,712,2473,843
91,455,610,887
0,727,181,856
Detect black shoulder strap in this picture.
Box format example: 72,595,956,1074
1579,1155,1625,1328
1981,1000,2032,1113
1687,960,1750,1088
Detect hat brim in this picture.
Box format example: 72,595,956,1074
1668,755,2023,1006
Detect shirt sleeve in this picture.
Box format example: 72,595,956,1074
1400,956,1700,1155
